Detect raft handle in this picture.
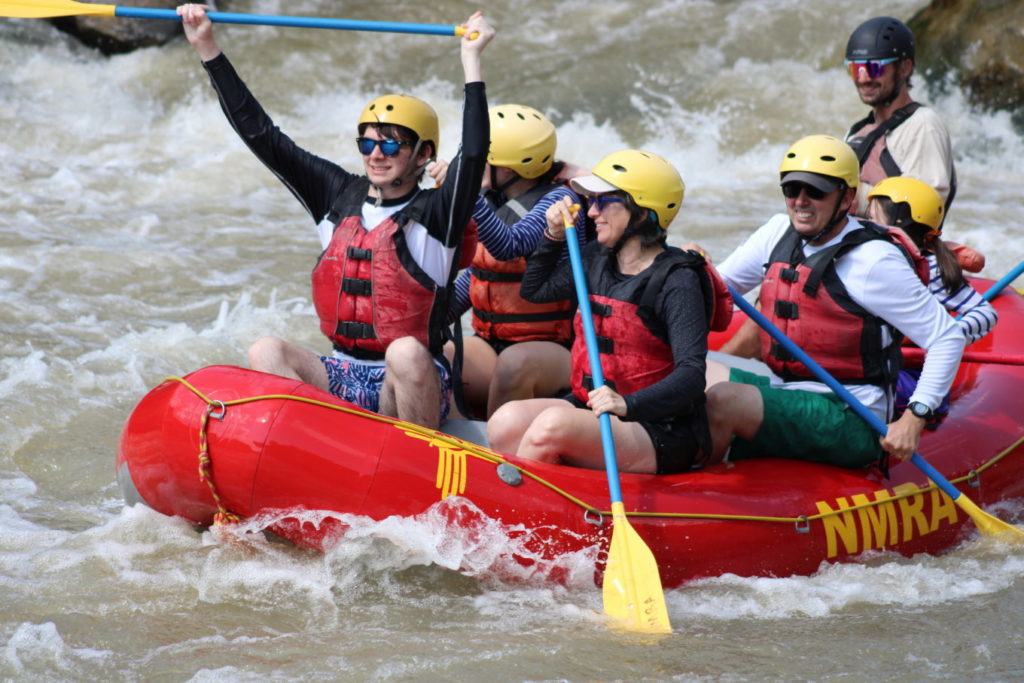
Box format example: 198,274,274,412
584,508,604,527
208,400,227,421
794,516,810,534
967,469,980,489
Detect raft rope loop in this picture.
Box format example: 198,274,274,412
167,376,1024,533
196,400,242,526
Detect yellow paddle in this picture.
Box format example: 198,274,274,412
3,0,474,37
561,204,672,633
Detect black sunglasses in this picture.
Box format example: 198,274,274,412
781,182,831,201
356,137,411,157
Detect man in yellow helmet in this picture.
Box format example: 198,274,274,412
178,5,495,429
705,135,965,470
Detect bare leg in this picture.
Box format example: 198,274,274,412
487,341,571,417
487,398,564,455
380,336,442,429
705,381,765,462
516,404,657,473
247,336,329,391
443,336,497,419
488,398,657,472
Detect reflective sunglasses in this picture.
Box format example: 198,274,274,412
589,194,626,211
781,182,831,201
356,137,411,157
844,57,898,79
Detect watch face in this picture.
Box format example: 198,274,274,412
911,402,929,418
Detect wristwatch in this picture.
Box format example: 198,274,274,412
907,401,935,421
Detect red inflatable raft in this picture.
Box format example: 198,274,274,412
116,277,1024,588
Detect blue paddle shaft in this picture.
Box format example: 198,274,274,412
564,225,624,504
981,259,1024,302
115,7,461,36
727,285,964,502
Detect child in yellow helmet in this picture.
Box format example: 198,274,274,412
867,176,997,426
443,104,586,419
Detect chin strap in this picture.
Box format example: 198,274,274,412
804,193,849,245
391,139,431,188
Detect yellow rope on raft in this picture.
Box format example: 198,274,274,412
196,402,242,526
167,376,1024,529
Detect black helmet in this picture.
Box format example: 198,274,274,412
845,16,915,62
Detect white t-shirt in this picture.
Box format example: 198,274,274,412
717,214,965,421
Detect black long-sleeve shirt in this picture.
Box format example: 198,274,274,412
521,237,708,422
202,54,487,257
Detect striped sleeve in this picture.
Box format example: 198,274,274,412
471,186,585,261
927,256,998,343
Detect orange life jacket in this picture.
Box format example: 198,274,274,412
469,183,574,343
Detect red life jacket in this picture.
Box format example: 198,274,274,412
759,221,929,385
847,102,958,211
311,179,473,359
570,247,723,401
469,183,574,344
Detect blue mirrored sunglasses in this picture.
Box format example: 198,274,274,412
844,57,898,79
356,137,411,157
590,194,625,211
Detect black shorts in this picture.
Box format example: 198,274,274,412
564,394,707,474
475,334,573,355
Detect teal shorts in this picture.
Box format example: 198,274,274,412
727,368,883,468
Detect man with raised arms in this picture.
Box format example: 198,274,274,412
177,5,495,429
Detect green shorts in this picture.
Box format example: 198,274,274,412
727,368,883,468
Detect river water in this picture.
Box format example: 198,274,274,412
3,0,1024,679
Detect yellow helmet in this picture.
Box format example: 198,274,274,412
487,104,557,179
358,94,439,155
779,135,860,190
868,176,944,232
572,149,685,230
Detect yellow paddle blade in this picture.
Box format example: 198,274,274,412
602,502,672,634
953,494,1024,540
2,0,115,19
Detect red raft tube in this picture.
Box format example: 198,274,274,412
116,278,1024,588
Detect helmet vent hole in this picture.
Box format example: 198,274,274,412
521,157,533,164
368,104,376,111
821,155,836,162
612,164,627,172
497,112,505,119
517,113,526,120
667,202,677,209
386,104,394,111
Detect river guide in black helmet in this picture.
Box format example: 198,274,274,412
179,5,496,431
845,16,914,62
843,15,956,217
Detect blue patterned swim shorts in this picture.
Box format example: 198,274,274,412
319,354,452,421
